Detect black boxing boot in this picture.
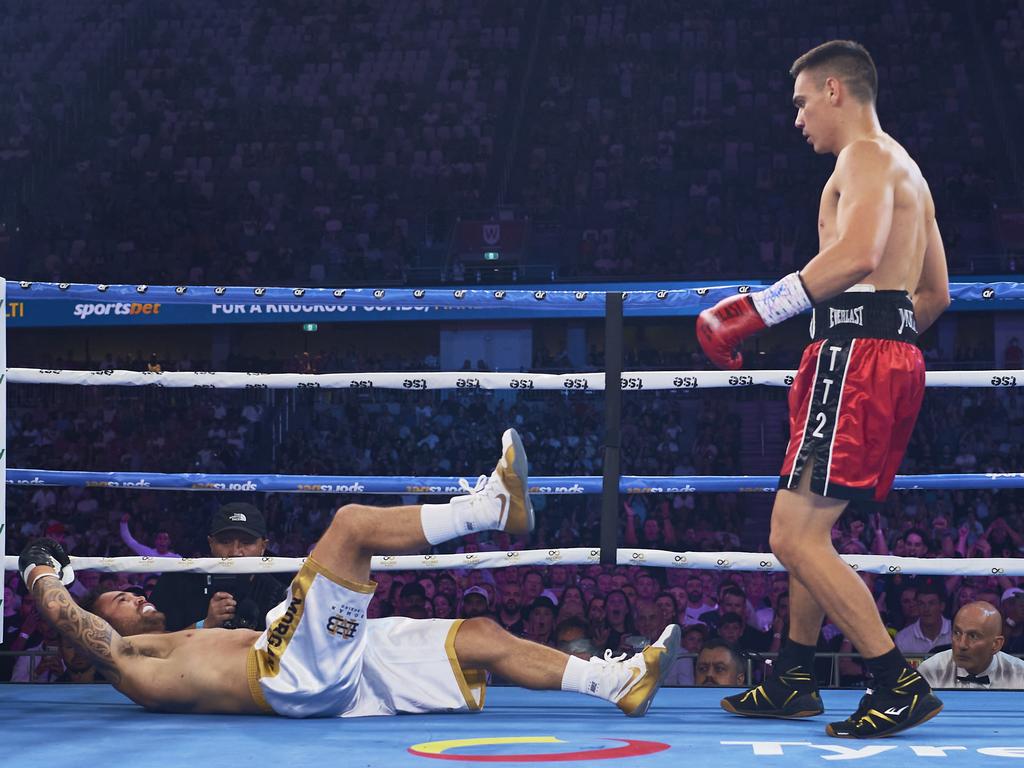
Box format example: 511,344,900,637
721,665,824,719
721,639,823,719
826,661,942,738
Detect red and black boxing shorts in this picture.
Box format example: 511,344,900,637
779,288,925,503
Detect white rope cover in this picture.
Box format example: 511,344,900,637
8,368,1022,390
6,551,1024,576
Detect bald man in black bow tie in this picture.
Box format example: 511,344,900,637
917,602,1024,689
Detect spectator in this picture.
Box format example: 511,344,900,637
431,594,455,621
120,514,181,559
895,584,953,655
715,613,746,648
559,585,586,614
602,589,635,654
436,574,458,603
58,634,102,684
624,498,676,548
587,596,609,651
495,581,524,634
1002,588,1024,654
766,591,790,656
460,586,492,620
986,518,1023,558
654,592,678,630
523,596,557,647
695,639,747,687
705,587,770,651
397,582,429,620
891,585,920,632
10,621,64,683
634,599,665,646
682,623,709,659
522,570,546,605
679,575,717,625
903,529,931,558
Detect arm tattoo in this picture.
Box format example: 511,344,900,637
32,577,124,685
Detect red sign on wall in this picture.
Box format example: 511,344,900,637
455,220,528,256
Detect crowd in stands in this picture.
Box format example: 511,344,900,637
3,0,1024,685
518,1,1009,278
4,366,1024,682
2,1,1020,285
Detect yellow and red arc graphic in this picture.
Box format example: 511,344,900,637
408,735,670,762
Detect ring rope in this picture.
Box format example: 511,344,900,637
7,368,1022,390
11,280,1023,311
7,469,1024,493
4,551,1022,576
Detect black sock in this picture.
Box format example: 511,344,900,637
776,639,817,675
864,646,908,689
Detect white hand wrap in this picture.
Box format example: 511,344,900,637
21,558,75,590
25,571,62,591
750,272,813,327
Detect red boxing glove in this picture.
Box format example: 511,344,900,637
696,294,767,369
696,273,813,369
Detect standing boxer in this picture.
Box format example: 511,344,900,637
697,40,950,738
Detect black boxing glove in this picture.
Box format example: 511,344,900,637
19,537,75,590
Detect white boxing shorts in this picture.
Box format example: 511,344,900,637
247,557,486,718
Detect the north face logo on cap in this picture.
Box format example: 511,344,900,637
229,513,248,522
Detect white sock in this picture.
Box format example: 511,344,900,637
420,494,496,545
560,655,593,695
420,502,459,545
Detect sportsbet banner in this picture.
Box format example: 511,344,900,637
6,298,450,327
5,279,1020,328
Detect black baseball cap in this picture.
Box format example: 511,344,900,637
209,502,267,538
525,595,557,619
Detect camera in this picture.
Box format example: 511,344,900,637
205,575,258,630
205,574,244,599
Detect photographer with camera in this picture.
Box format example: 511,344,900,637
149,503,287,631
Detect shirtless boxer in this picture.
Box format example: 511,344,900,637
20,429,680,718
696,40,950,738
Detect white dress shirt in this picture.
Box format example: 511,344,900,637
894,617,952,654
918,649,1024,689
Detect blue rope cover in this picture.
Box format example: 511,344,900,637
9,280,1021,314
7,469,1024,494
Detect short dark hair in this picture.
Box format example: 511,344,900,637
655,591,677,611
916,582,947,603
81,585,145,615
718,611,744,629
904,528,932,551
790,40,878,104
700,637,744,670
721,586,746,602
79,587,110,614
399,581,426,599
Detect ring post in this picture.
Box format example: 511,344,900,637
600,291,623,565
1,277,7,636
